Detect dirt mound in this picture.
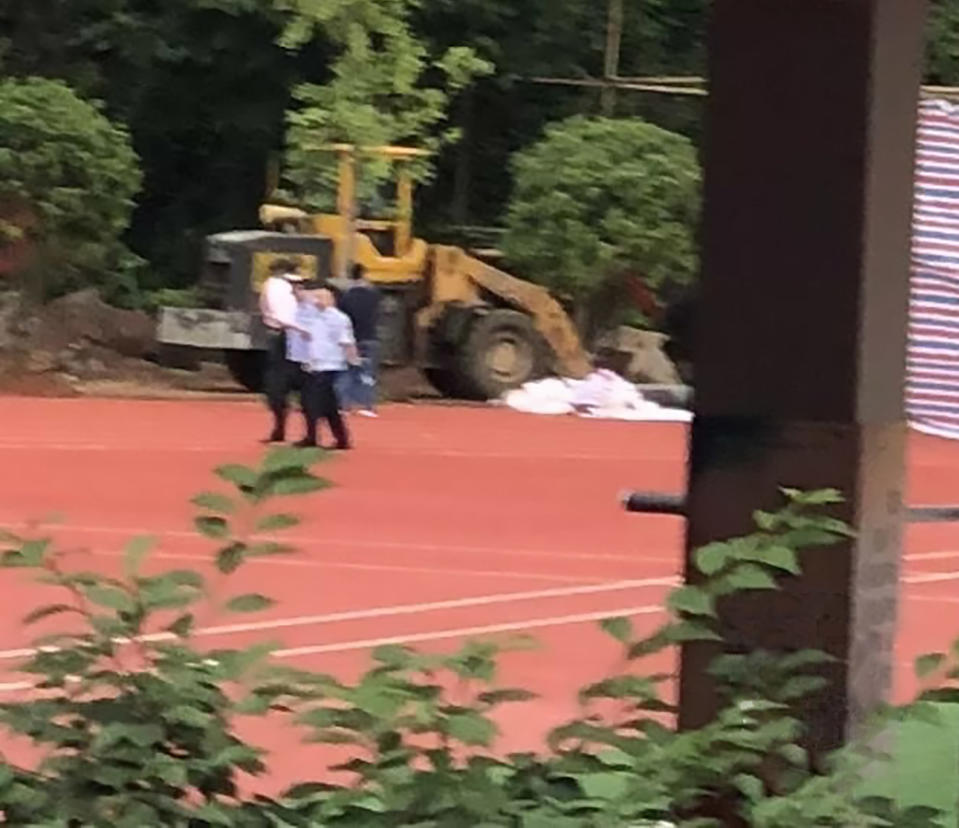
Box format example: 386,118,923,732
0,290,229,398
25,289,155,358
0,289,455,401
0,348,78,396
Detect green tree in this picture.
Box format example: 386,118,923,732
0,0,302,293
415,0,708,228
0,77,142,302
0,0,712,292
926,0,959,84
277,0,493,213
504,115,701,339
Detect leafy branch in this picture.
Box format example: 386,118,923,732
0,475,950,826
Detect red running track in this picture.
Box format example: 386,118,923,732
0,396,957,791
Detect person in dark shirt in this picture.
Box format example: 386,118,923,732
337,263,382,417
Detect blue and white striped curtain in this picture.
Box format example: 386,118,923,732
908,98,959,439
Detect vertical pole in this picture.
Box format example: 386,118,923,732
265,155,280,202
396,162,413,257
602,0,624,117
678,0,926,757
337,147,357,280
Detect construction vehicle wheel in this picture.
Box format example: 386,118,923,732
224,350,265,393
459,309,548,400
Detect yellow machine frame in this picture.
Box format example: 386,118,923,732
260,145,430,284
258,145,591,382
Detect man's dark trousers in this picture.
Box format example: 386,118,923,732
302,370,350,448
264,330,296,440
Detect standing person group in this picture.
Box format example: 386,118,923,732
259,258,362,450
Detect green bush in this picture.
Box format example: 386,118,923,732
0,77,143,304
0,452,949,826
504,116,701,341
143,286,203,314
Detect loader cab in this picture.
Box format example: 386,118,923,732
198,231,334,312
259,145,430,286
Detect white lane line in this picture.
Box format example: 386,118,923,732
905,571,959,585
0,443,225,454
0,577,678,663
0,681,37,693
0,442,664,462
275,604,666,657
0,648,39,662
0,520,671,564
0,603,668,693
93,548,609,585
908,550,959,563
11,517,959,567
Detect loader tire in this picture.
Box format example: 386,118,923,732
458,309,548,400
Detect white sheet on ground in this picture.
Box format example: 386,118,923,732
501,370,692,423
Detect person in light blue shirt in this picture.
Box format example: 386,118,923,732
282,282,318,443
295,288,356,449
286,287,317,365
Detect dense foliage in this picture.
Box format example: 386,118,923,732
0,0,953,308
504,116,701,338
0,77,142,303
0,452,950,825
0,0,299,295
279,0,493,211
927,0,959,85
0,0,709,298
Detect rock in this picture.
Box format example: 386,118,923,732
25,351,57,374
595,326,682,385
0,291,21,348
36,289,155,358
637,384,693,410
55,347,84,372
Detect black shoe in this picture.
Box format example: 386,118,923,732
332,443,352,451
294,438,318,448
262,431,285,444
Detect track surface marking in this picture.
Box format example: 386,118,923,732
0,397,956,790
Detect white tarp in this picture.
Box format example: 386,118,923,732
501,370,692,423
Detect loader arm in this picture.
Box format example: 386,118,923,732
436,246,591,379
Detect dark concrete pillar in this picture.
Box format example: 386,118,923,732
678,0,926,756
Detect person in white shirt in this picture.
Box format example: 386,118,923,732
259,259,310,443
296,288,357,449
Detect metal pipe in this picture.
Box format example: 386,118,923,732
621,491,959,525
907,505,959,523
620,491,687,516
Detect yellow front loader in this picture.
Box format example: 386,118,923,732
158,145,591,398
